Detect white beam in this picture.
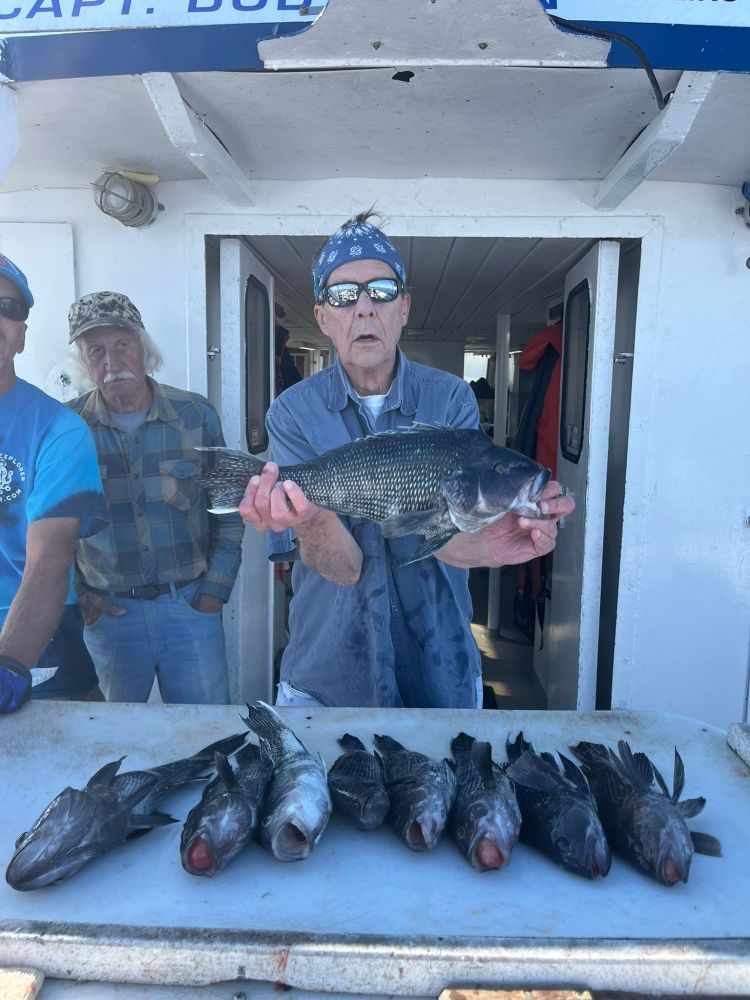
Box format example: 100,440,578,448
594,71,718,211
487,312,511,637
0,85,19,186
142,73,253,205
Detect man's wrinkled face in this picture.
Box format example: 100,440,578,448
78,327,147,405
313,259,410,385
0,275,27,381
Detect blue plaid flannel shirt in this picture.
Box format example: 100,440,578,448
69,379,242,601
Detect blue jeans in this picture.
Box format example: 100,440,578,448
82,580,230,704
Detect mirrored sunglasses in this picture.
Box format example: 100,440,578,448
0,296,29,322
320,278,403,308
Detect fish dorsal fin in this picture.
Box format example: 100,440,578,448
506,749,567,791
679,795,706,819
506,731,533,763
214,752,235,789
557,752,591,796
691,831,722,857
338,733,366,752
672,748,686,801
87,756,126,788
651,761,671,798
469,739,495,787
616,740,654,791
540,751,557,769
125,812,179,839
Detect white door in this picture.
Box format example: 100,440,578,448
534,241,620,710
217,238,275,705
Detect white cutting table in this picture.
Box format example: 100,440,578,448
0,702,748,995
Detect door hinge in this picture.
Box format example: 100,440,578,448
614,352,634,365
207,345,221,361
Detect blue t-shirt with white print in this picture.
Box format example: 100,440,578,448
0,378,106,621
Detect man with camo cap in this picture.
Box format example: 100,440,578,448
67,291,243,704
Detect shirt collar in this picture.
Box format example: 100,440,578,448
328,348,417,416
83,377,178,426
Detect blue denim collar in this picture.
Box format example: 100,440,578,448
327,348,417,417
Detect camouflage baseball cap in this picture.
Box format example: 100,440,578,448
68,291,145,344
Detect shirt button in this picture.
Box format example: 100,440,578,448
132,473,139,479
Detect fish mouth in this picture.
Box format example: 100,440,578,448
514,467,552,517
272,822,313,862
359,789,390,831
660,854,690,886
470,837,509,872
182,836,218,877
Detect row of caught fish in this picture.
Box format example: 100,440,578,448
5,704,721,891
330,729,722,887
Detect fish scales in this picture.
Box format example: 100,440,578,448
328,734,389,831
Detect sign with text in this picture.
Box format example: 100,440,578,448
0,0,327,32
541,0,750,71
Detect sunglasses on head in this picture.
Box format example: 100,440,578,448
0,297,29,322
319,278,404,308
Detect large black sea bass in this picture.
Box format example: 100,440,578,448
197,425,551,563
572,740,722,887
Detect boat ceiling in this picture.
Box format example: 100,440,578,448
3,66,750,193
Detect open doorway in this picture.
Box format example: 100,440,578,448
204,231,640,711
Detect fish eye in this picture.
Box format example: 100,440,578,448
555,836,570,853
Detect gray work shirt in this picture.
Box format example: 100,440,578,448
267,350,482,708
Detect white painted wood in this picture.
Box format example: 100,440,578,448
218,239,275,705
594,72,719,210
0,86,19,186
142,73,254,205
488,313,511,634
259,0,609,69
535,241,620,710
0,701,746,994
0,222,75,399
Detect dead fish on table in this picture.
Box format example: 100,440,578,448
373,734,457,851
505,732,611,880
196,425,551,564
328,734,390,832
181,742,273,877
572,740,722,887
6,733,246,891
241,701,331,862
449,732,521,872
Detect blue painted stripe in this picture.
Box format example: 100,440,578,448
0,20,310,81
561,20,750,73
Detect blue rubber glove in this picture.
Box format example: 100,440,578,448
0,655,32,714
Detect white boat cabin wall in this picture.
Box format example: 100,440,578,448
1,0,748,732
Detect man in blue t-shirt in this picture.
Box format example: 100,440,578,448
0,252,106,714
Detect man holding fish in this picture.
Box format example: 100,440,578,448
237,214,574,709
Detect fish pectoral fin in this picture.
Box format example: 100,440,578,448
691,831,722,857
398,525,459,566
379,508,444,538
679,795,706,819
126,812,179,839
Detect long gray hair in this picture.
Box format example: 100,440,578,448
66,328,163,393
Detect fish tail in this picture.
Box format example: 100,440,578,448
241,701,288,742
450,731,476,761
193,446,266,512
193,733,247,763
338,733,367,752
506,731,533,762
372,733,407,756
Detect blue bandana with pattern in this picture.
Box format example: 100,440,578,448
312,220,406,302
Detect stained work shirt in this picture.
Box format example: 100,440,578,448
0,379,105,621
267,350,482,708
69,379,243,600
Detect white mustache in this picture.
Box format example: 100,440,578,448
103,371,136,384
